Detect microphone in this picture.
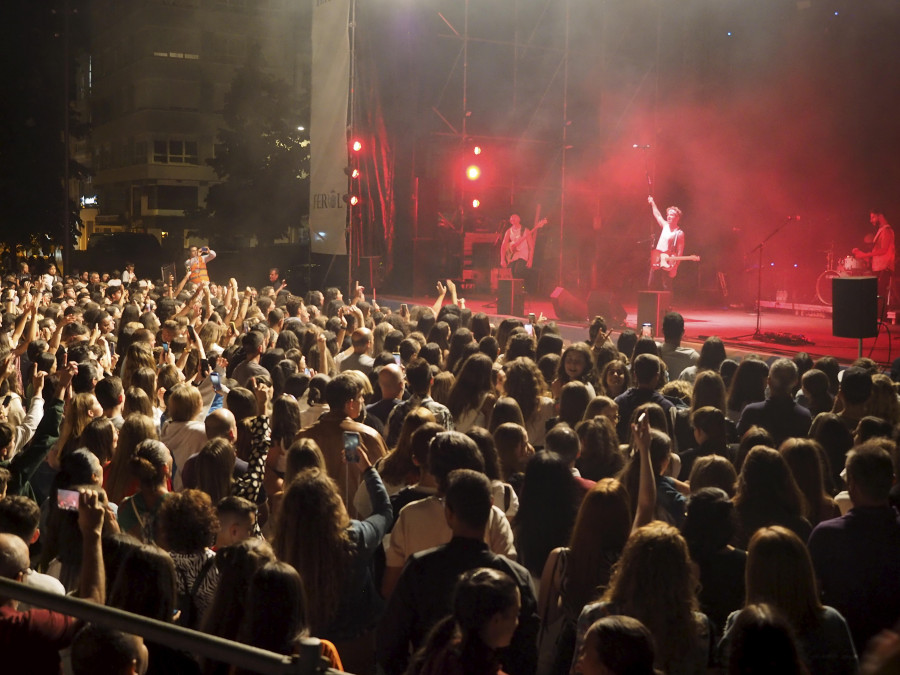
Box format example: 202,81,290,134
632,144,651,149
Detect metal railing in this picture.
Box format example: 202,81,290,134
0,578,347,675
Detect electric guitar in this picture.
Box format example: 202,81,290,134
650,250,701,277
504,216,548,267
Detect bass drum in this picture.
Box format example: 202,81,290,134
816,270,840,305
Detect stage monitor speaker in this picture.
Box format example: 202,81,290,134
637,291,672,337
833,276,877,338
551,286,588,322
587,290,627,328
498,278,525,316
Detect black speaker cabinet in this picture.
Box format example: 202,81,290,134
587,290,627,327
550,286,587,322
637,291,672,337
498,278,525,316
833,276,878,338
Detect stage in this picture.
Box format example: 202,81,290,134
378,291,900,369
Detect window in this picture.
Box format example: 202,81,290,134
152,139,199,164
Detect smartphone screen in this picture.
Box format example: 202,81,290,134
400,303,408,314
343,431,361,463
524,323,534,336
2,395,10,406
162,342,169,354
57,488,80,512
641,323,652,338
210,372,221,392
529,313,536,325
187,325,197,342
392,352,401,366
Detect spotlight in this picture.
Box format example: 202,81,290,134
351,140,362,152
466,165,481,181
471,199,480,208
473,146,482,155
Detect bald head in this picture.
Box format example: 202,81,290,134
378,363,404,400
352,327,373,354
205,408,237,442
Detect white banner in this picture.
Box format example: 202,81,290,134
309,0,350,255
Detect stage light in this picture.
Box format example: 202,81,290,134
351,140,362,152
344,166,360,179
473,146,482,155
466,165,481,181
471,199,480,208
343,194,361,206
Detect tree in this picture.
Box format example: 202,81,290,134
197,47,310,247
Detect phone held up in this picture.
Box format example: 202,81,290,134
343,431,361,463
57,488,80,512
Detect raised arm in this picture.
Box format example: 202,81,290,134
632,413,657,530
648,196,667,229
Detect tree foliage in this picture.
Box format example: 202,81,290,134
198,47,310,247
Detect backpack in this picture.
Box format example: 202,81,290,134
176,556,215,629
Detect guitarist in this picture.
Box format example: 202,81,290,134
647,196,684,291
500,212,545,284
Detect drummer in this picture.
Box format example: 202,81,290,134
853,210,895,317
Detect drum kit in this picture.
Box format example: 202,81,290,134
816,248,871,305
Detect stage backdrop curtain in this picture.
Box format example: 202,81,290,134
309,0,350,255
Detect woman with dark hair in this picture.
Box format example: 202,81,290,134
551,343,597,399
573,522,710,675
681,487,746,634
299,373,331,428
445,328,475,375
536,333,564,361
724,604,807,675
575,416,624,481
576,615,661,675
514,451,579,578
273,443,392,675
733,446,811,548
720,527,857,674
799,369,833,417
726,358,769,423
107,543,200,675
488,397,525,434
447,353,497,433
156,489,221,630
123,386,154,418
478,335,500,362
104,413,158,504
470,313,492,342
117,439,172,544
582,396,619,427
689,455,738,496
552,381,593,431
619,427,686,526
779,438,840,527
200,538,277,675
598,359,630,399
407,567,521,675
193,438,236,504
466,426,519,518
235,561,343,674
673,369,734,452
809,413,853,494
501,357,555,449
732,425,775,474
79,416,117,466
678,336,727,383
678,406,731,480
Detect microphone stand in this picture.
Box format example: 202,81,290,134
734,216,795,340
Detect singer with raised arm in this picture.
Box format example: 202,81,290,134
853,210,895,318
647,196,684,290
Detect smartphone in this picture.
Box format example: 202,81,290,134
57,488,80,512
187,325,197,342
2,395,11,406
641,323,652,338
400,303,408,314
392,352,401,366
343,431,361,463
210,372,222,392
528,312,536,325
229,321,237,334
524,323,534,336
162,342,169,354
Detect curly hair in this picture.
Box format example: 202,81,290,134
502,357,549,423
273,469,351,633
156,489,218,554
602,522,701,674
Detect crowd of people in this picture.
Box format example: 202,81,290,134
0,261,899,675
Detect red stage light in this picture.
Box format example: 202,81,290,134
471,199,480,208
466,165,481,181
351,140,362,152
